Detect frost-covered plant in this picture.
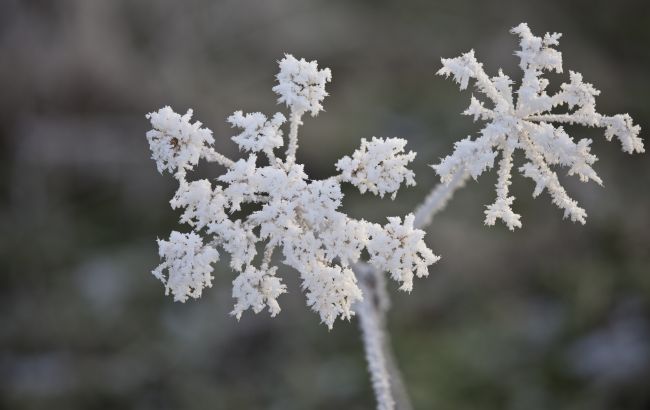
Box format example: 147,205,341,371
144,26,643,410
434,23,643,230
146,55,438,329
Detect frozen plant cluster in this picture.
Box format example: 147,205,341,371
146,55,438,329
434,23,643,230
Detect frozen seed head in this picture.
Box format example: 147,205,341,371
146,106,215,175
272,54,332,117
147,55,436,329
434,22,643,229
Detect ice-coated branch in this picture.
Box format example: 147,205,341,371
434,22,643,229
146,55,437,330
413,170,470,229
202,148,236,168
354,261,414,410
357,286,395,410
285,111,303,167
356,263,395,410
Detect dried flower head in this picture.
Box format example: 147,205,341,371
146,55,437,328
434,23,643,230
272,54,332,117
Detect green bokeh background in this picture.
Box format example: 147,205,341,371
1,1,649,409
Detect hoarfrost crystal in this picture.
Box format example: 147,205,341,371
273,54,332,117
366,214,439,292
228,111,286,155
152,231,220,302
434,23,643,230
337,137,417,199
146,107,216,175
146,55,437,329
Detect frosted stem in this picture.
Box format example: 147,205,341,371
356,263,413,410
357,289,395,409
264,149,278,166
413,171,469,229
285,111,303,166
203,148,235,168
262,244,275,266
526,113,586,124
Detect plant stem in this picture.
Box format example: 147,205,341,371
355,172,471,409
356,263,413,410
413,171,469,229
285,111,303,167
203,148,236,168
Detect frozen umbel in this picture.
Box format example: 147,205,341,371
145,23,643,410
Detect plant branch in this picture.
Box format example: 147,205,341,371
413,170,469,229
285,111,303,166
203,148,236,168
356,262,413,410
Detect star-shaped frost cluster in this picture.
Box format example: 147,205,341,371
434,23,643,230
146,55,438,328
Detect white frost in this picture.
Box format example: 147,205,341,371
147,55,437,328
434,22,643,229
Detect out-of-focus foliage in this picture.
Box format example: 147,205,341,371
1,1,649,409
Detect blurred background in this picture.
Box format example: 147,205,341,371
1,0,649,409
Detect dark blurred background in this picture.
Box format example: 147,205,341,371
1,1,649,409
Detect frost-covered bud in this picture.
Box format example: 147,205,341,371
231,265,286,319
301,262,363,329
272,54,332,116
319,216,368,265
337,137,416,199
434,22,643,229
146,106,214,175
367,214,439,292
209,219,257,272
300,178,343,226
228,111,286,154
152,231,219,302
170,180,228,229
218,155,260,211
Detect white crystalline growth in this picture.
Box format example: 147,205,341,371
272,54,332,117
337,137,417,199
147,55,437,329
228,111,286,156
434,22,643,230
366,214,439,292
152,231,219,302
146,107,215,175
231,265,286,319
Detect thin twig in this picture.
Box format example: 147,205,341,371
413,171,469,229
203,148,236,168
285,111,303,166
